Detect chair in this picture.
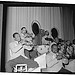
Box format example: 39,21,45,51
37,45,49,54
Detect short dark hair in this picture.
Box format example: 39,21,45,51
21,27,27,33
13,32,19,38
21,27,26,30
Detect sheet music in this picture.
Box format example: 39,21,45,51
34,53,46,69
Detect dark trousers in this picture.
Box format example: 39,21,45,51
5,55,39,72
24,49,38,60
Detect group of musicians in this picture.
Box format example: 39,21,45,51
5,23,74,73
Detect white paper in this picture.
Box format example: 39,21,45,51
34,53,46,69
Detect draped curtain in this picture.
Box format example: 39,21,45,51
60,7,74,41
5,7,74,62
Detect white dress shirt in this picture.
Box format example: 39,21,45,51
9,41,28,60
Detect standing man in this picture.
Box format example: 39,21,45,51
20,27,33,41
5,32,39,72
20,27,33,58
20,27,38,59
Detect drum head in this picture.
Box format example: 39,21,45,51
37,45,49,54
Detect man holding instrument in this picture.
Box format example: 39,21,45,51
5,32,39,72
20,27,38,59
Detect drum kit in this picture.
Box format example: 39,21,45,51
24,38,52,54
37,45,50,54
35,38,56,54
33,37,53,54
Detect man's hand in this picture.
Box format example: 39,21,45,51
20,39,26,45
56,53,63,60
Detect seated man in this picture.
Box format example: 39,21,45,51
43,44,71,73
5,32,39,72
46,44,60,68
42,44,62,72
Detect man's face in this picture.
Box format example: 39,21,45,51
21,28,27,34
52,45,58,53
45,31,49,36
66,41,70,45
14,34,21,42
55,38,59,43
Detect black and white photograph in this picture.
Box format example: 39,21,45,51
0,1,75,74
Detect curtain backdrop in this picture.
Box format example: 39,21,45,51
5,7,74,62
60,7,74,42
